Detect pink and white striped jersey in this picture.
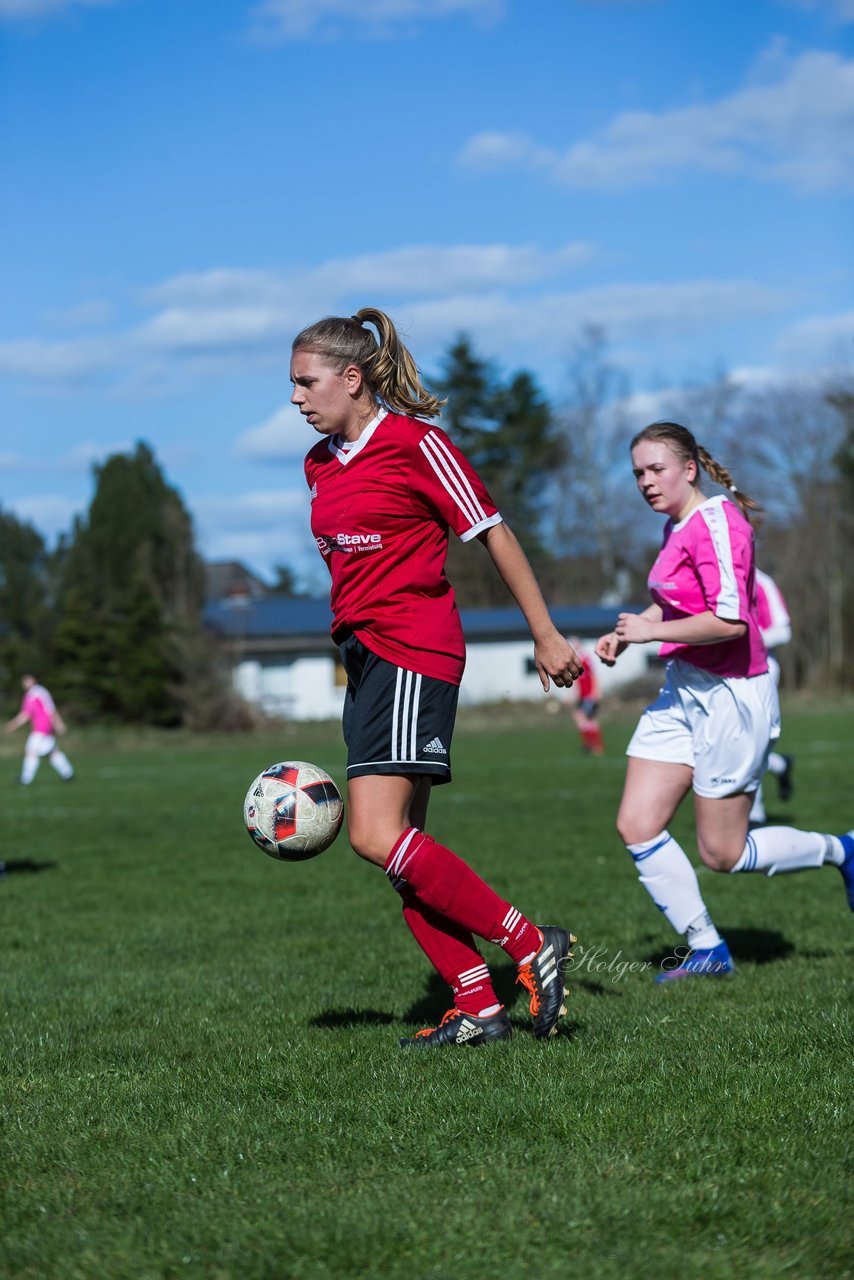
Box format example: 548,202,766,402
306,409,501,684
754,568,792,650
21,684,57,734
648,495,768,678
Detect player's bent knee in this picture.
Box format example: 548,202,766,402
697,844,741,873
346,820,397,867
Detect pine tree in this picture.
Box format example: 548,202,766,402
0,508,53,708
51,442,236,725
435,337,564,604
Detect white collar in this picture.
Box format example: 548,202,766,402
328,407,388,465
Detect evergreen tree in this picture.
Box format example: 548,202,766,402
435,336,564,604
0,508,53,708
51,442,235,725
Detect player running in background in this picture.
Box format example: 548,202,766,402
293,307,582,1047
748,568,794,825
595,421,853,981
4,673,75,786
566,637,605,755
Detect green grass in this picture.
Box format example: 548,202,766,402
1,702,852,1280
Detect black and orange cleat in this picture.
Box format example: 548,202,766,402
399,1006,512,1049
516,925,576,1040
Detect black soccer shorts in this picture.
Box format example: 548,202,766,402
338,632,458,785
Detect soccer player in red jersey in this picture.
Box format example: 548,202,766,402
292,306,582,1048
564,637,605,756
595,422,854,982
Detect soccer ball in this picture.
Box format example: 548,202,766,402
243,760,344,862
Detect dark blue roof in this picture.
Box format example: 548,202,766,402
204,596,639,641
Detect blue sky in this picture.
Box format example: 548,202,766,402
1,0,852,588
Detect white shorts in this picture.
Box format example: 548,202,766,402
627,659,781,799
25,731,57,757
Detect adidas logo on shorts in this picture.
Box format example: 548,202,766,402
423,737,447,755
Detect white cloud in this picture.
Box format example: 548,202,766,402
45,300,114,331
0,336,119,382
2,249,846,399
144,243,594,310
775,309,854,368
193,487,320,581
459,48,854,193
234,405,314,463
0,0,115,20
247,0,503,42
790,0,854,21
404,278,787,361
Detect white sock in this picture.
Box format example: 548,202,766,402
50,751,74,780
767,751,787,775
686,910,723,951
626,831,715,936
748,785,766,824
731,827,844,876
21,754,39,785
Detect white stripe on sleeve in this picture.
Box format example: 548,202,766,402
699,500,740,618
419,431,487,528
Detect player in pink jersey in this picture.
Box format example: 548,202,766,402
748,568,794,824
595,421,853,980
4,673,75,785
292,306,582,1047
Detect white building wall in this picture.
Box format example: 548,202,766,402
460,639,658,706
235,640,661,720
234,655,344,721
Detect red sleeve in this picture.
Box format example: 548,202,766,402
408,426,502,541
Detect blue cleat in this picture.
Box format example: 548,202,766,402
838,832,854,911
656,940,734,983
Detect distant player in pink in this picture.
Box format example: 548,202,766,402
293,306,582,1048
595,421,853,981
749,568,794,824
4,674,75,785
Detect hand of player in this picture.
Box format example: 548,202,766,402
615,612,656,644
534,633,584,692
594,631,625,666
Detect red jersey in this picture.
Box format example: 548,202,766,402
576,661,599,702
305,409,502,684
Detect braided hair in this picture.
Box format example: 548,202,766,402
631,420,762,522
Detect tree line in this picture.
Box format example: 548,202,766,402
2,332,852,725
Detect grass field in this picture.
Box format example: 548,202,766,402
1,701,853,1280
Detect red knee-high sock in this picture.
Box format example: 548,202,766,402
399,888,499,1016
385,828,540,965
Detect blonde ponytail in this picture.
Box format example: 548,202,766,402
292,308,445,419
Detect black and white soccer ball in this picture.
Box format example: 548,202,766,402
243,760,344,861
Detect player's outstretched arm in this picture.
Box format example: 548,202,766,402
4,711,28,735
478,522,582,691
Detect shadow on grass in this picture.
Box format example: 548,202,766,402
1,859,58,875
642,927,795,969
312,957,585,1041
401,962,582,1042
